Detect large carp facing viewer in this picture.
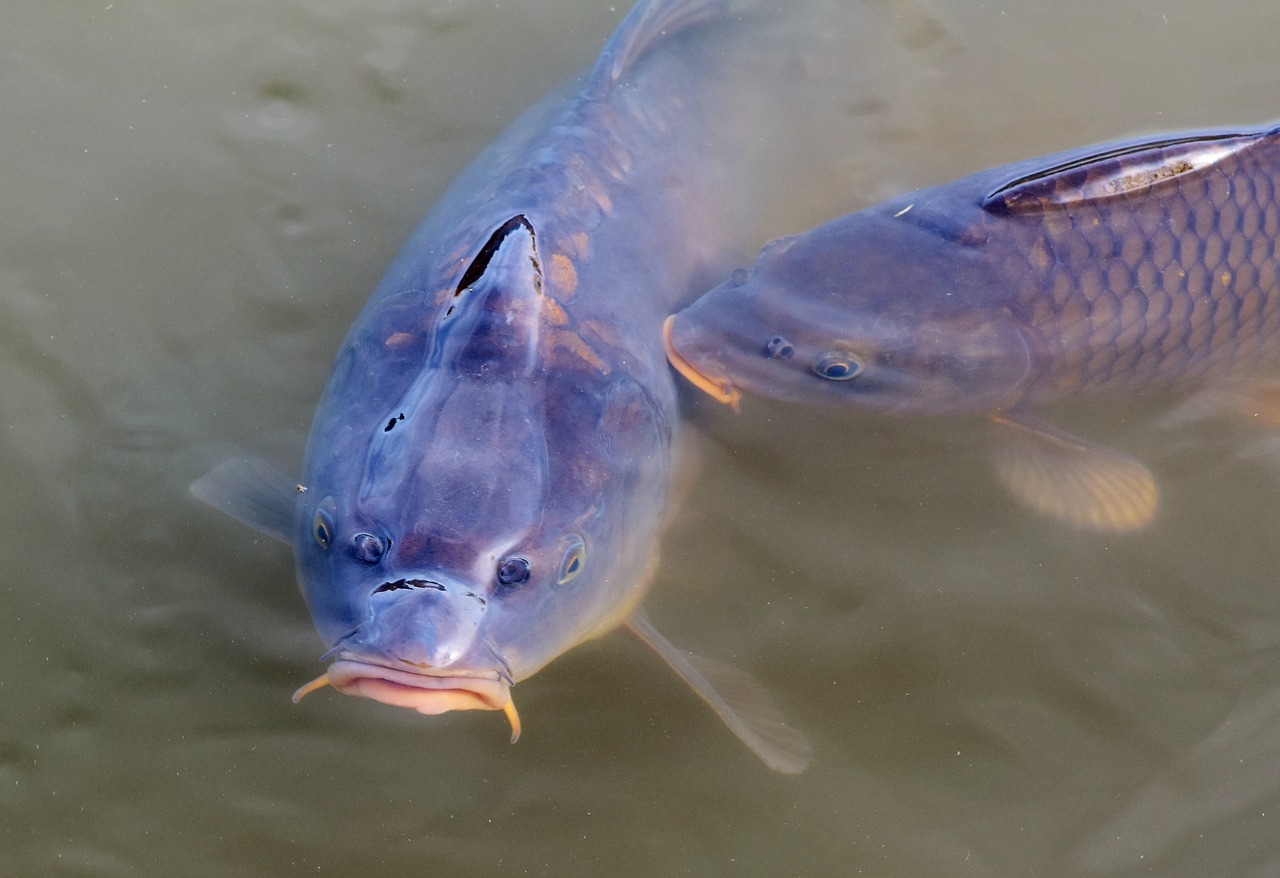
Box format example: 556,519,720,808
667,121,1280,532
193,0,812,773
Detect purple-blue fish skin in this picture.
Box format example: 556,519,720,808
231,0,815,773
667,123,1280,530
670,123,1280,410
295,1,741,693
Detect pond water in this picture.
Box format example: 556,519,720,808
5,1,1280,875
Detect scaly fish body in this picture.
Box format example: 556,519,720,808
666,123,1280,530
195,0,812,773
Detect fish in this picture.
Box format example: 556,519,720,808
191,0,812,773
665,122,1280,532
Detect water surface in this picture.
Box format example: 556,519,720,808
5,1,1280,875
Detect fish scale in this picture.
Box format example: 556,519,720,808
666,121,1280,532
986,133,1280,397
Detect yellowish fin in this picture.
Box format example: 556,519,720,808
989,413,1157,532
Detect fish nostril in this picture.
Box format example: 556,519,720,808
372,578,445,594
353,532,387,563
764,337,795,360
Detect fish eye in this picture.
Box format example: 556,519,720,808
352,533,386,563
812,351,862,381
497,557,532,586
312,497,338,551
764,336,795,360
556,537,586,585
312,511,334,550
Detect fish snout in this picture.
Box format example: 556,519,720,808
292,577,520,740
663,315,742,408
358,576,489,669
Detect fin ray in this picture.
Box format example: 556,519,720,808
627,608,813,774
190,456,297,543
984,128,1273,214
989,414,1157,532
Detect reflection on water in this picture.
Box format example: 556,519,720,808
4,1,1280,875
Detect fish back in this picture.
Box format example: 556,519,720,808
982,124,1280,399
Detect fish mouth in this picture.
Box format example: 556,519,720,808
292,659,522,742
663,316,742,410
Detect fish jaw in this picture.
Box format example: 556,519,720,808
291,575,526,740
663,315,741,409
294,660,522,741
325,660,509,713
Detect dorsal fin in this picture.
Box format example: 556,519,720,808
586,0,730,95
983,127,1275,214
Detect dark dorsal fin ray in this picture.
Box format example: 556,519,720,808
982,126,1277,214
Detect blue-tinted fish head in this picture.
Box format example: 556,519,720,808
293,214,669,729
667,207,1034,416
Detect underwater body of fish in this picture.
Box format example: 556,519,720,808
666,121,1280,532
192,0,812,773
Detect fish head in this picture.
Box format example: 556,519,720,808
293,213,670,730
667,206,1034,416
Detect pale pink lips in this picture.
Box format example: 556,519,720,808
293,659,522,741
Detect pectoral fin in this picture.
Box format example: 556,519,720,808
988,413,1157,532
190,456,297,543
626,609,813,774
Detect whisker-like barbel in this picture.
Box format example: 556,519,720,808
291,674,331,704
192,0,814,774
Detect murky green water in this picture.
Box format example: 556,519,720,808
5,1,1280,875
